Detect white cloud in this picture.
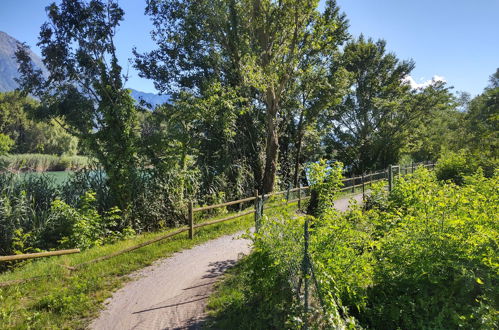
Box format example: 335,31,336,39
403,75,446,89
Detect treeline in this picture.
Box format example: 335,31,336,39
1,0,496,254
0,92,79,156
0,91,90,172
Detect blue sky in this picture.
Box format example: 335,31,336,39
1,0,497,96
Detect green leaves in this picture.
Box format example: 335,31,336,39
241,166,498,328
0,134,13,156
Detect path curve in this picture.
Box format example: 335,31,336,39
91,193,363,330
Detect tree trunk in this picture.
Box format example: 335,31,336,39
262,88,279,194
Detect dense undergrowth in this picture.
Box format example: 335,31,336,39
207,164,498,329
0,168,253,264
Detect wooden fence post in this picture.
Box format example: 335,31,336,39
188,201,194,239
351,177,355,193
298,185,302,210
362,173,365,200
286,183,291,203
388,165,393,192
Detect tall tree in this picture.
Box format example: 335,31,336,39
464,69,499,158
326,36,451,173
16,0,140,212
135,0,349,193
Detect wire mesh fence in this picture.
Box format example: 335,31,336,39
253,162,436,328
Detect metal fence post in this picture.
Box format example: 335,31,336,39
303,218,310,330
188,201,194,239
388,165,393,192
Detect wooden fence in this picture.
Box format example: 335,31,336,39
0,162,434,272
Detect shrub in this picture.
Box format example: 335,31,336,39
220,168,498,329
435,149,498,184
435,150,474,184
0,134,14,156
306,159,344,217
53,192,133,250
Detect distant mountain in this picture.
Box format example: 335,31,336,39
0,31,46,92
129,88,170,109
0,31,169,108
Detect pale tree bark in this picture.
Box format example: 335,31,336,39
262,86,280,193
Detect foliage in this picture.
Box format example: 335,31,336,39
435,150,476,185
464,80,498,157
0,134,14,156
400,103,464,162
207,208,306,329
0,172,127,259
402,68,498,164
306,159,344,217
49,192,133,250
211,167,498,329
0,92,79,156
435,149,498,185
326,36,454,173
360,169,498,329
16,0,141,212
135,0,350,193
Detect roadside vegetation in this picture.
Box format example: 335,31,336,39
0,200,301,329
207,159,498,329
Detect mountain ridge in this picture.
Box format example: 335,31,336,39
0,31,168,108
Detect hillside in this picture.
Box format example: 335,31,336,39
0,31,168,107
0,31,45,92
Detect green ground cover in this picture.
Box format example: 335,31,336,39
0,201,299,329
206,168,498,329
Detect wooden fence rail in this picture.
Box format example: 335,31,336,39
0,249,80,262
0,161,434,286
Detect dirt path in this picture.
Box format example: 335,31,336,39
90,194,363,330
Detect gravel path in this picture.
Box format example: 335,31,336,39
90,193,363,330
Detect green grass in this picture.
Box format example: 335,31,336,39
0,200,300,329
204,254,268,330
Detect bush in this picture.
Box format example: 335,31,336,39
217,168,498,329
435,150,474,184
361,169,498,329
435,149,498,185
0,134,14,155
0,172,132,261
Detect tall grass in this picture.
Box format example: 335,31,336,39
0,154,91,172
